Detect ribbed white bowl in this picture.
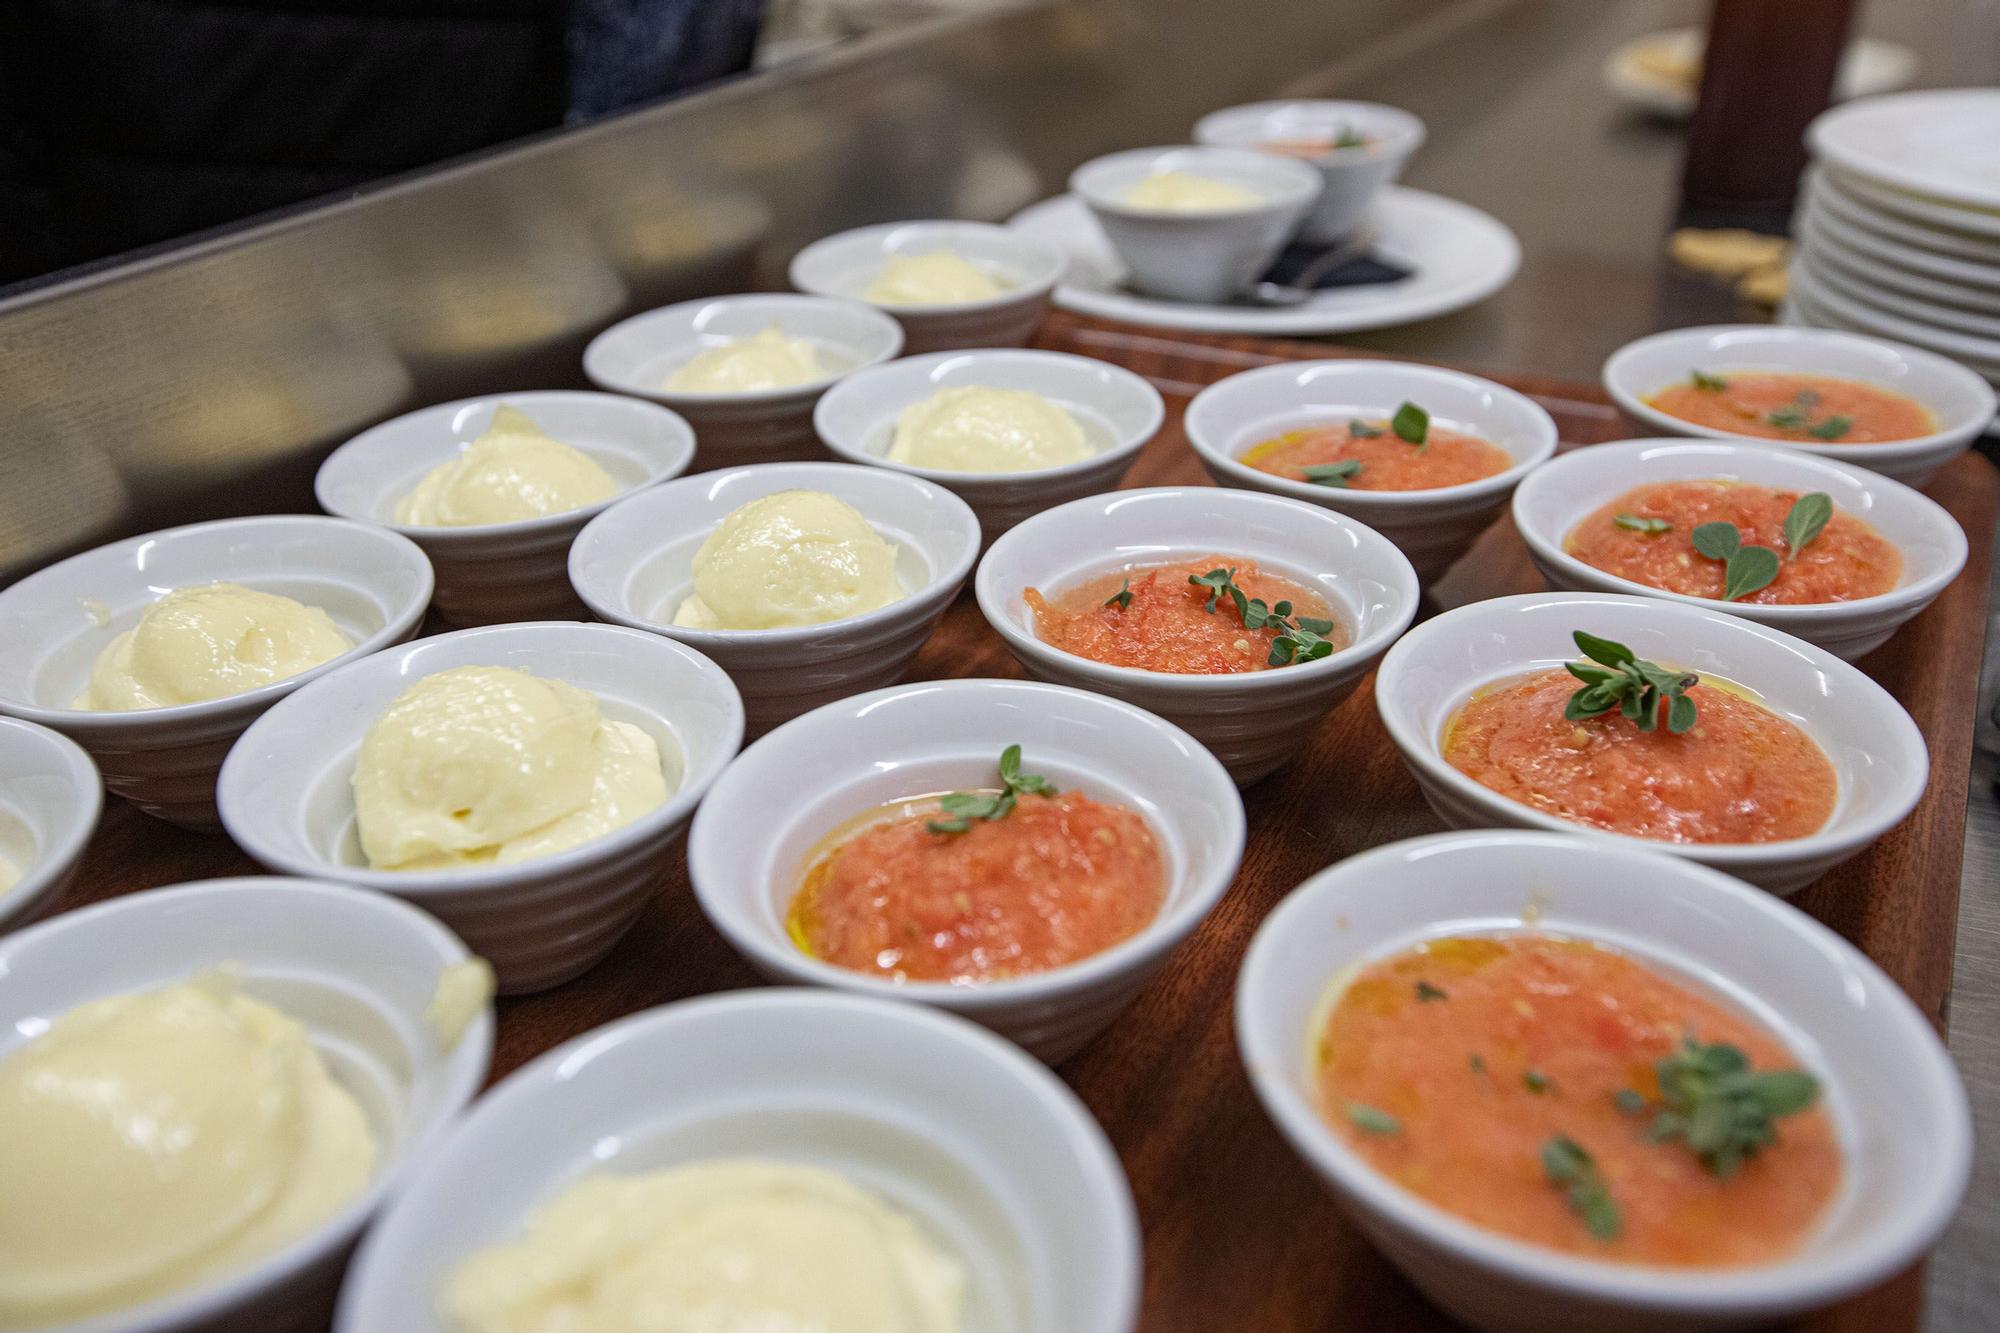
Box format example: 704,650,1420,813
0,716,101,935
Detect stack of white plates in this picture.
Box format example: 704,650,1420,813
1790,89,2000,390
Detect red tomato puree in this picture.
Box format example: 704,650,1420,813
1647,372,1933,443
1318,934,1842,1265
1025,558,1347,674
788,791,1164,983
1444,669,1836,843
1240,420,1511,490
1565,481,1901,604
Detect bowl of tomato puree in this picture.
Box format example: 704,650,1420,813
1373,592,1927,896
1601,325,1995,488
1182,359,1559,580
1512,440,1967,661
974,487,1419,783
1236,830,1970,1333
685,677,1244,1062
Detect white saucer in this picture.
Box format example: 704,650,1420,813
1800,192,2000,296
1808,88,2000,213
1006,186,1519,336
1792,258,2000,374
1811,169,2000,266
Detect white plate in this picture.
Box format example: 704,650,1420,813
1006,186,1518,336
1809,169,2000,266
1800,244,2000,339
1792,260,2000,373
1808,88,2000,213
1605,28,1915,120
1799,192,2000,297
1825,164,2000,242
1783,285,2000,392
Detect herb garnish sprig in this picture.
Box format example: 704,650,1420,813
1104,578,1133,610
1187,567,1341,666
1542,1135,1622,1241
1303,458,1364,488
1765,389,1852,440
1690,369,1728,393
927,744,1058,835
1391,402,1429,446
1691,491,1834,601
1635,1036,1820,1178
1563,631,1699,735
1613,513,1673,534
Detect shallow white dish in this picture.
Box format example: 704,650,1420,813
1807,88,2000,215
1182,358,1559,580
787,220,1066,353
334,988,1141,1333
1601,324,1996,487
1007,186,1519,336
1799,205,2000,315
0,716,101,935
569,461,980,735
1825,162,2000,243
583,293,905,468
1192,99,1426,243
812,349,1165,538
1512,439,1967,660
0,876,492,1333
686,677,1244,1062
1786,265,2000,380
1808,167,2000,267
315,390,694,626
1801,187,2000,295
217,622,744,993
0,516,433,829
1372,591,1927,896
1604,27,1915,120
1797,245,2000,340
1236,829,1970,1333
975,487,1418,783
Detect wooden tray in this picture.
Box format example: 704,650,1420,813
44,312,1996,1332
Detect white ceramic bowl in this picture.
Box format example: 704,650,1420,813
1237,829,1970,1333
315,390,695,626
1192,99,1427,244
686,677,1244,1062
583,293,905,468
788,220,1067,353
1069,146,1323,303
975,487,1420,783
0,716,100,935
0,516,433,829
1373,591,1927,895
1601,325,1996,488
569,461,981,735
1512,439,1968,661
1183,359,1561,581
812,349,1166,538
0,876,492,1333
334,988,1141,1333
216,622,744,993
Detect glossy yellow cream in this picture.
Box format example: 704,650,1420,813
395,405,617,527
888,385,1092,473
0,972,373,1328
665,327,828,393
442,1159,965,1333
352,666,668,872
1123,171,1261,212
77,582,352,711
864,253,1007,305
673,490,902,630
426,958,496,1051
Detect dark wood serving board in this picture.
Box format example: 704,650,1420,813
44,312,1996,1332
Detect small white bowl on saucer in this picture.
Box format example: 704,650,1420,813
335,988,1140,1332
0,716,101,935
975,487,1419,783
1069,146,1323,303
1236,830,1969,1333
568,461,981,735
1601,324,1996,488
1372,591,1928,896
788,220,1066,353
1512,439,1968,661
1193,100,1426,244
0,876,493,1333
812,349,1166,538
0,516,433,829
583,293,905,468
217,622,745,993
315,390,695,626
1182,359,1560,581
686,677,1244,1062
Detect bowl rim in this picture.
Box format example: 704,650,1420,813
0,874,492,1333
313,389,698,543
1191,98,1428,158
216,622,746,895
974,486,1421,694
1599,324,1998,460
1234,828,1971,1316
568,461,982,645
810,348,1168,484
1182,358,1562,509
0,515,435,730
1069,144,1324,219
582,292,907,406
685,677,1246,1011
0,715,102,928
787,219,1068,315
1371,590,1929,868
1509,437,1970,625
333,985,1143,1333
